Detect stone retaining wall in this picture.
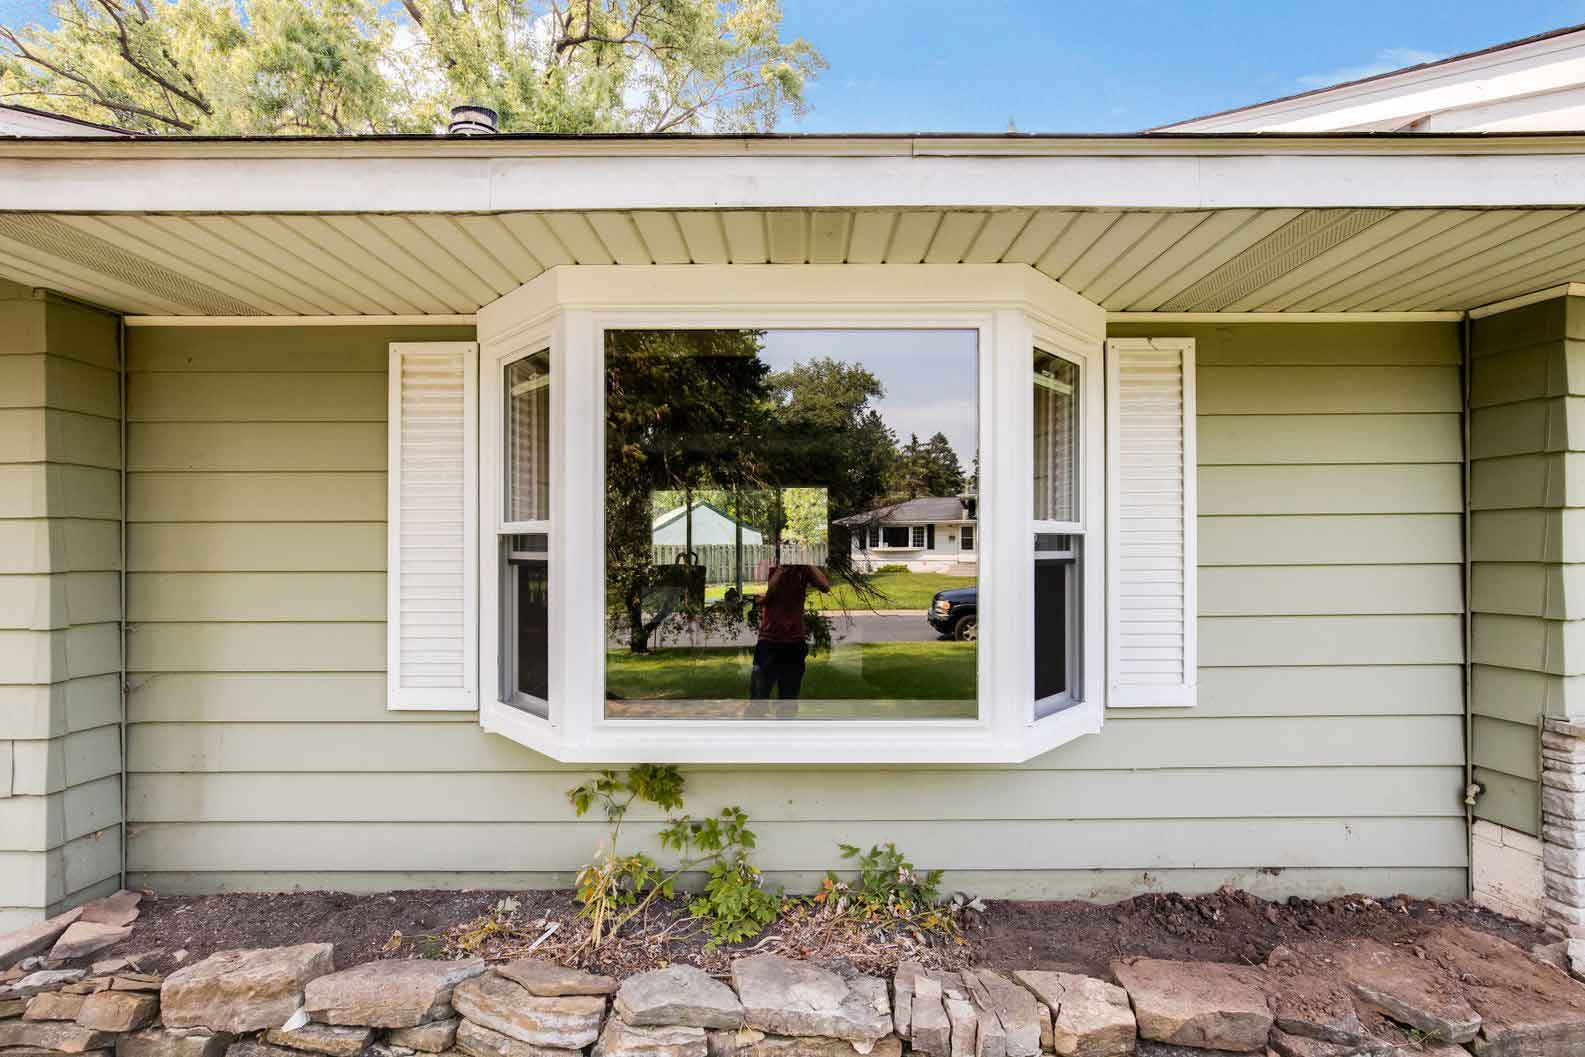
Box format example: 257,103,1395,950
8,916,1585,1057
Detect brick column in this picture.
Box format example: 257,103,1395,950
1544,719,1585,937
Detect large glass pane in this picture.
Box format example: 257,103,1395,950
1034,532,1081,716
506,352,549,523
1034,351,1078,523
501,533,549,715
603,329,978,721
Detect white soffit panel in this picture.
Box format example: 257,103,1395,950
1,206,1584,317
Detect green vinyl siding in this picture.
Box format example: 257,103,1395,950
1468,296,1585,836
123,320,1469,900
0,282,123,929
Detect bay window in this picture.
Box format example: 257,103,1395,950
386,264,1194,762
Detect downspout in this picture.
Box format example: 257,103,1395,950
117,317,128,890
1460,312,1477,900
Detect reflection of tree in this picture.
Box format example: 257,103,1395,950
607,330,771,653
891,431,967,499
607,340,899,655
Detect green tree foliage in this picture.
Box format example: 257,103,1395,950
767,357,896,515
0,0,823,135
606,329,770,652
921,431,966,496
890,430,967,498
892,433,925,498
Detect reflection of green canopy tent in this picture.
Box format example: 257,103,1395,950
651,500,763,545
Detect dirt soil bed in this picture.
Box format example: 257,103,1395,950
90,886,1552,982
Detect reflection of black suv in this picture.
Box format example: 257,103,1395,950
928,587,977,641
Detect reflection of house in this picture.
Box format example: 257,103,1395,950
843,496,976,572
651,501,762,545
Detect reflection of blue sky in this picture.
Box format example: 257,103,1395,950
759,329,977,478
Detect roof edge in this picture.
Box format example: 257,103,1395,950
1153,22,1585,131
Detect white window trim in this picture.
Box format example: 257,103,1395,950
1030,327,1105,720
477,263,1106,763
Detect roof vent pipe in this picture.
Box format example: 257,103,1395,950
448,104,498,136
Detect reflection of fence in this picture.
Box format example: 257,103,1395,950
653,543,827,583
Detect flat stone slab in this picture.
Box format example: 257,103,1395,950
908,977,949,1057
890,963,922,1041
1011,971,1135,1057
227,1041,306,1057
1112,958,1273,1054
22,990,85,1020
1134,1044,1262,1057
385,1017,460,1053
0,1018,118,1052
80,891,143,929
1421,925,1585,1057
0,909,84,970
592,1020,708,1057
706,1028,764,1057
77,989,158,1031
1259,959,1371,1049
964,971,1039,1057
265,1022,373,1057
305,959,484,1028
117,1027,233,1057
454,1017,583,1057
3,968,86,998
616,966,743,1030
730,956,889,1045
51,922,132,962
162,944,335,1035
452,972,606,1049
1324,940,1481,1045
749,1036,902,1057
943,997,975,1057
497,961,617,999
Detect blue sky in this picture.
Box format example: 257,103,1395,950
760,329,978,463
776,0,1585,132
4,1,1583,132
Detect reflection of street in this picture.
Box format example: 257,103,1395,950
608,611,940,648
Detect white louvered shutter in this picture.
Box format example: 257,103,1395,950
388,342,478,710
1106,338,1197,707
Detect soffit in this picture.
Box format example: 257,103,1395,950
0,206,1582,317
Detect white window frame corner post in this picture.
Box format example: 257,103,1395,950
1104,336,1198,710
477,283,565,754
1024,301,1109,753
387,340,480,712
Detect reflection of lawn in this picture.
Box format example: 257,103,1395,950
606,641,976,701
702,571,974,612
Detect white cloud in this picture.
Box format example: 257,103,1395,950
1296,48,1443,90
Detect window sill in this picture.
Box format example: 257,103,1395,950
482,698,1103,764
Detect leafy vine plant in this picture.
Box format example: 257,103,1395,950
567,764,778,947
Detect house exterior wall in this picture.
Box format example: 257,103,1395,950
1469,297,1585,831
1467,295,1585,928
0,281,123,929
124,319,1468,900
852,521,975,572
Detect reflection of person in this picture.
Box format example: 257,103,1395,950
748,563,829,709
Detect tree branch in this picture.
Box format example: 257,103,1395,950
0,24,194,129
91,0,212,116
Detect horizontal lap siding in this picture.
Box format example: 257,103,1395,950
126,321,1467,901
1467,298,1585,834
0,285,124,928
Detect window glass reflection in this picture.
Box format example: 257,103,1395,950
603,329,978,721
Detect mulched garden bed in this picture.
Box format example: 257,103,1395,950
89,886,1553,981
